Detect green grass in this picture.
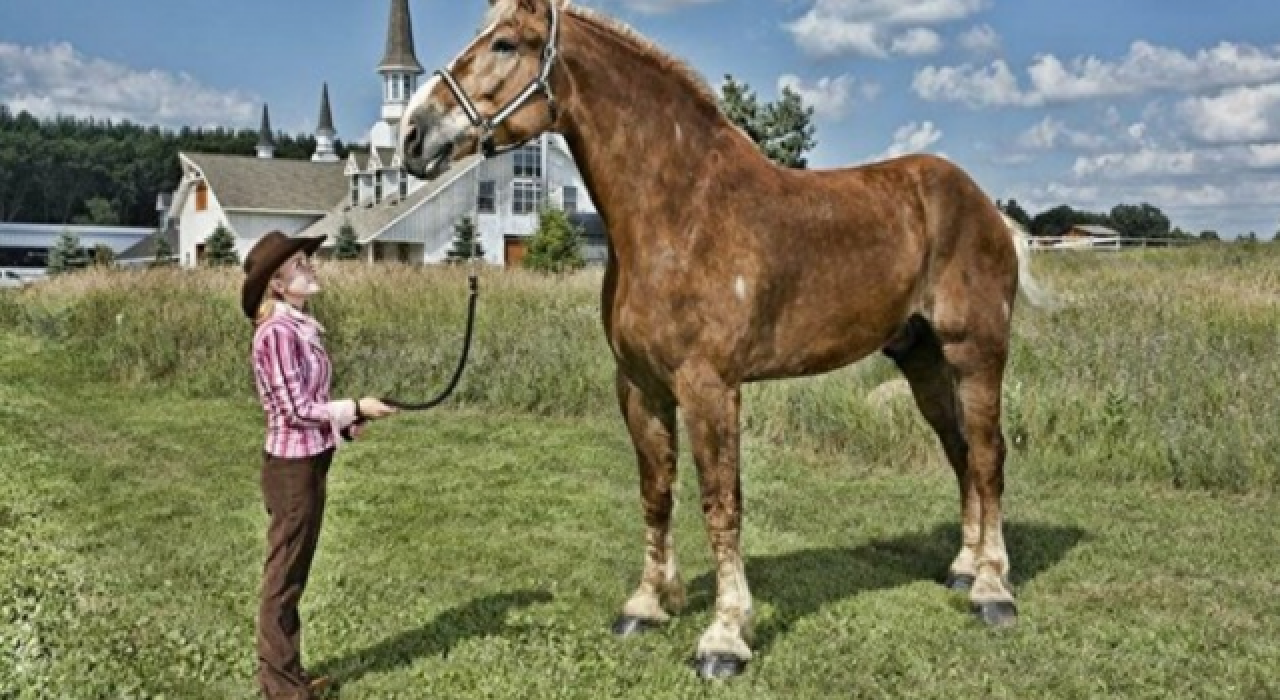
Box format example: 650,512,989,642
3,250,1280,699
3,244,1277,494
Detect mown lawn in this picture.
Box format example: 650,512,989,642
2,326,1277,699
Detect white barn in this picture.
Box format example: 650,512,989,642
168,0,601,268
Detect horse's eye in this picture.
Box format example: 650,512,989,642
491,38,517,54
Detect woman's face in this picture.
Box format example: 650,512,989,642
271,252,320,301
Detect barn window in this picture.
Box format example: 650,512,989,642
477,181,496,213
512,180,540,215
562,185,578,214
513,142,541,178
195,182,208,211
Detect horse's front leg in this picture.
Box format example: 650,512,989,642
676,365,753,679
612,370,686,635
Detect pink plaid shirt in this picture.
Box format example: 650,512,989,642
251,304,356,458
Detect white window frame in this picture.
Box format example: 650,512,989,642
512,180,541,215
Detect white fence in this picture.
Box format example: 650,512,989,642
1026,236,1200,251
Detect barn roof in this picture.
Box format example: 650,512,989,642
1072,224,1122,237
181,152,347,213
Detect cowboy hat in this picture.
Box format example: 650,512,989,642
240,230,327,320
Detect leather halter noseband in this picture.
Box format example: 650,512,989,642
433,2,561,158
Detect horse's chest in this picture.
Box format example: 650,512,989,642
608,301,669,363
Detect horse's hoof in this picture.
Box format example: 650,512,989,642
611,615,661,637
692,653,748,680
944,573,975,592
972,600,1018,628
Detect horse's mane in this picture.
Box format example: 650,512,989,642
484,1,720,107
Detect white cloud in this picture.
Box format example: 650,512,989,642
1177,82,1280,143
0,41,258,128
786,0,986,58
874,120,943,160
1017,116,1108,151
912,59,1031,106
958,24,1000,55
1071,143,1280,179
890,28,944,56
914,40,1280,107
778,73,856,119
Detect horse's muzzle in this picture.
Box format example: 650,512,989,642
401,108,452,179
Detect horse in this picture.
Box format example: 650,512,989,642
398,0,1050,679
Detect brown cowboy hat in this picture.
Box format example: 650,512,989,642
240,230,326,320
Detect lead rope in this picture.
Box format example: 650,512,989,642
344,235,479,440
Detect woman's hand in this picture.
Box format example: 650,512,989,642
358,397,398,420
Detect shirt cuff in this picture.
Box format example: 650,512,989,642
328,399,358,430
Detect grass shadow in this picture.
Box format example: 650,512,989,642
687,522,1086,652
312,589,553,689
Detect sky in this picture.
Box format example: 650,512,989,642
3,0,1280,238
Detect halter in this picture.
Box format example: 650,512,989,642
433,2,561,158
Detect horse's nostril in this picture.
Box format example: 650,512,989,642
403,123,422,158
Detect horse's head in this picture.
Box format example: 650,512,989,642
400,0,565,179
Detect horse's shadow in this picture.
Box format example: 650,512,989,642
686,522,1086,652
310,589,552,691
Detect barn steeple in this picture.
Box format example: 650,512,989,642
312,83,340,163
256,104,275,159
375,0,424,148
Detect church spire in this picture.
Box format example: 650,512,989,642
317,82,335,135
378,0,424,74
312,83,340,163
256,104,275,159
373,0,423,148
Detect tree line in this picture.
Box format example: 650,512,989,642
0,107,346,227
997,199,1224,241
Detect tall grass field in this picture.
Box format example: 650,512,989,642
1,244,1277,698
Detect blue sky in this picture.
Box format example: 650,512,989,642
3,0,1280,237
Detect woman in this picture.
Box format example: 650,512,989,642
240,231,396,699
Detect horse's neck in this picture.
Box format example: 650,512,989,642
554,15,764,257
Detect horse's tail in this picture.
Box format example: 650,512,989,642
999,211,1058,309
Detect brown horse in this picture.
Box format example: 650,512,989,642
399,0,1049,679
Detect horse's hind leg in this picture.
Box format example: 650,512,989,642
885,316,981,591
888,312,1017,626
612,370,686,636
944,336,1016,625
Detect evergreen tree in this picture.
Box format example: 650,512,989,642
334,220,361,260
47,229,85,274
152,233,173,266
205,223,239,266
522,207,585,274
446,216,485,263
92,244,115,267
718,75,817,169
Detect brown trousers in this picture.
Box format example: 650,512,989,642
257,448,333,700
